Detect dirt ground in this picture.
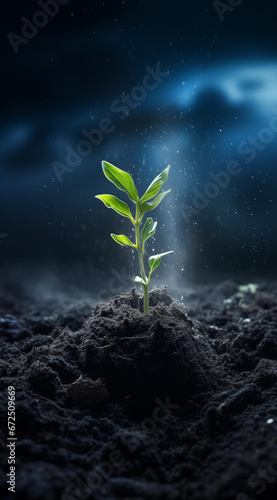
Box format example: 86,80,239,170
1,278,277,500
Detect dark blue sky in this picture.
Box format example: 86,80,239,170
1,0,277,281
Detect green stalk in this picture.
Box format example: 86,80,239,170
135,204,149,313
143,283,149,314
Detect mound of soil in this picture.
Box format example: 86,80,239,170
1,282,277,500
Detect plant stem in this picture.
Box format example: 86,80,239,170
143,284,149,314
135,204,149,313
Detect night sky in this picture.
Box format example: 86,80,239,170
1,0,277,288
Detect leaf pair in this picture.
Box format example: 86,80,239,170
134,250,174,285
96,161,171,250
109,216,157,250
101,160,170,205
96,161,170,221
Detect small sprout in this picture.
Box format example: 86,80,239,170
223,298,233,309
95,161,173,313
238,283,259,294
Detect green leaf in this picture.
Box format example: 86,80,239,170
102,161,138,203
148,251,174,272
139,190,171,217
95,194,134,222
134,276,147,285
111,233,136,247
140,165,170,203
141,218,157,246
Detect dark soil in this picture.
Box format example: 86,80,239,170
1,281,277,500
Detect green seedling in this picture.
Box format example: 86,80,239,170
95,161,173,313
238,283,259,294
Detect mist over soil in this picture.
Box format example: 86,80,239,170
1,273,277,500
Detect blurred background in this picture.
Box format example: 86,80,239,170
1,0,277,301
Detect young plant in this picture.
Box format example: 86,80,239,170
95,161,173,313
